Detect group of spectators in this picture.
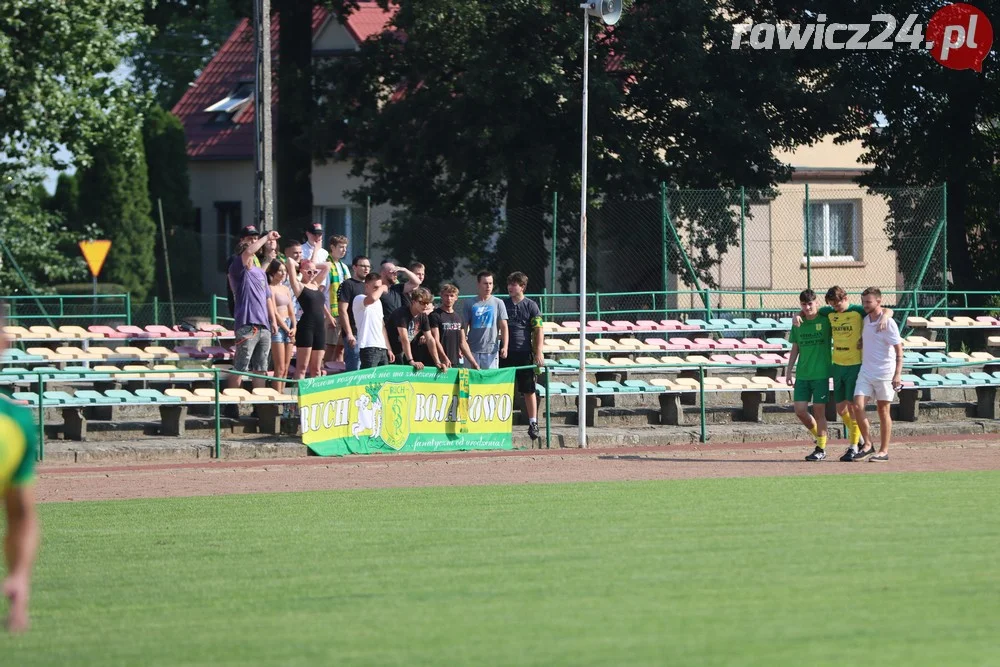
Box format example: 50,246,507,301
226,223,545,439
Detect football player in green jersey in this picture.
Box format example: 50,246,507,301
0,313,40,633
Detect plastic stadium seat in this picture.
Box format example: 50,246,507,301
733,354,761,365
165,388,212,403
686,355,712,365
74,390,123,405
1,349,42,363
906,316,930,328
28,326,62,339
55,346,99,361
116,346,156,360
544,382,572,395
634,356,660,365
649,378,688,391
252,388,295,402
693,338,719,350
609,358,637,367
766,337,791,349
57,325,98,339
971,352,997,363
117,325,158,338
591,338,618,350
145,346,183,361
26,347,72,362
611,320,639,331
2,326,31,339
623,380,662,392
990,336,1000,348
713,338,741,350
969,372,1000,385
928,317,953,327
88,325,128,339
943,373,977,385
976,316,1000,327
661,319,699,331
732,318,766,330
922,373,963,386
685,319,710,330
658,356,686,366
709,354,735,365
947,352,974,363
198,323,229,334
12,392,39,406
630,319,663,331
174,325,212,338
134,388,182,403
755,318,781,329
725,377,768,390
587,320,613,332
571,381,613,395
222,388,255,402
41,390,75,405
587,358,613,367
951,316,984,327
597,380,628,392
145,325,185,338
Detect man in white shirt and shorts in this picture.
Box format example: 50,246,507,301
853,287,904,462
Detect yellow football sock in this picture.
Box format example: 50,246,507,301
841,411,855,430
849,425,861,447
817,435,827,450
809,425,818,437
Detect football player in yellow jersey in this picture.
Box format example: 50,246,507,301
0,314,40,633
816,286,892,461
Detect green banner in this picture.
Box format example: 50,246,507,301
298,366,516,456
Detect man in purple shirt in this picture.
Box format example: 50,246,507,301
228,230,280,390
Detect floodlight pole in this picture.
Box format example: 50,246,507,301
577,8,590,448
253,0,273,232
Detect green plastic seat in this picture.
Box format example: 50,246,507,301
104,389,153,404
596,380,628,392
968,372,1000,385
74,390,125,405
135,389,182,403
41,390,76,405
623,379,663,392
11,392,39,406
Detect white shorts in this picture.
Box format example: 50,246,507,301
854,375,895,402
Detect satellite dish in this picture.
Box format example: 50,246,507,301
583,0,622,25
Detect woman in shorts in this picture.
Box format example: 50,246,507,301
286,256,331,379
266,259,296,393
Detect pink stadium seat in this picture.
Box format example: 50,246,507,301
745,337,782,350
562,321,581,330
734,354,760,365
201,346,233,360
88,325,128,339
661,319,699,331
175,345,211,359
713,339,740,350
118,325,159,338
760,353,785,364
709,354,734,364
611,320,639,331
977,316,1000,326
173,325,211,338
635,320,667,331
693,338,719,350
145,325,185,337
586,320,612,332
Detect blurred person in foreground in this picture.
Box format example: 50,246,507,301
0,316,39,633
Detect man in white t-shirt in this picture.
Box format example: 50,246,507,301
353,272,395,369
853,287,903,462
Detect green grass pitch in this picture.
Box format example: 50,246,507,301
6,471,999,665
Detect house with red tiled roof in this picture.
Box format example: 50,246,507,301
171,3,395,294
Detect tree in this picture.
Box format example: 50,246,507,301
143,105,202,299
818,0,1000,297
131,0,241,110
0,0,149,177
77,130,158,303
46,174,81,231
0,176,93,295
317,0,842,289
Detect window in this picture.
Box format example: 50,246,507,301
804,200,859,260
204,82,254,124
312,205,368,257
215,202,242,271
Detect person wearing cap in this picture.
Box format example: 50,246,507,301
301,222,330,267
226,225,263,318
228,230,280,395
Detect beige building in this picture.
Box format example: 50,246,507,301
675,136,902,311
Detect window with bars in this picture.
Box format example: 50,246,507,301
312,205,368,257
803,200,859,260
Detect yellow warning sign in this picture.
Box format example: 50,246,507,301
79,240,112,277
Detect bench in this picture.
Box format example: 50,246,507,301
11,387,297,440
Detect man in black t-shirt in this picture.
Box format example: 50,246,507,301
430,284,480,369
501,272,544,441
387,287,445,371
336,255,372,372
379,260,423,321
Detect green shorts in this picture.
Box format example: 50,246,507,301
793,378,829,404
831,364,861,403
